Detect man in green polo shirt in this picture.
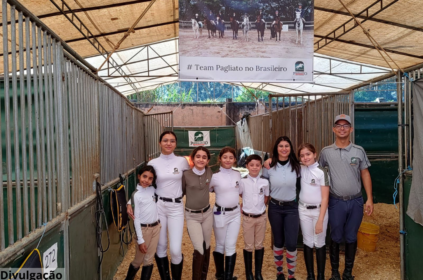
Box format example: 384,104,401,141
319,114,374,280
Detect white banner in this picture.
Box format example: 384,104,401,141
189,131,211,147
179,0,314,82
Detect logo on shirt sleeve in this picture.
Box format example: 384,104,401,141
173,168,179,174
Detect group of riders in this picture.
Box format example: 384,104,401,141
192,3,306,39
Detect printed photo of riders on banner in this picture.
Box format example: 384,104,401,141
179,0,314,83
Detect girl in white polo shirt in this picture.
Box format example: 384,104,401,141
210,147,241,280
125,165,160,280
127,131,190,280
298,143,329,280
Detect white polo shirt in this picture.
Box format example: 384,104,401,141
299,162,329,205
127,153,190,205
210,167,241,208
240,175,269,214
133,185,159,244
148,153,190,198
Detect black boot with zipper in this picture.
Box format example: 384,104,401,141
155,254,171,280
254,248,264,280
243,250,254,280
124,263,140,280
316,245,326,280
140,264,154,280
304,245,315,280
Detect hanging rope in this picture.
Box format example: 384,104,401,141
337,0,404,74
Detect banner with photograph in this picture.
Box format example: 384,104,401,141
179,0,314,82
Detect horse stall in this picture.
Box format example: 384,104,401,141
0,1,172,279
3,0,423,279
113,89,412,280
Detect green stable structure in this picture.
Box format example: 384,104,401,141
354,105,399,204
404,172,423,280
173,126,237,172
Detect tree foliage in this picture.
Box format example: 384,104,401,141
354,78,398,102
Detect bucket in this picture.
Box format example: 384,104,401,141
357,222,380,252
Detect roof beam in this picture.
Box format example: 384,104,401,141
315,6,423,33
101,64,178,79
98,52,178,71
313,71,365,82
314,35,423,59
65,21,178,44
50,0,139,91
0,0,151,27
314,0,398,52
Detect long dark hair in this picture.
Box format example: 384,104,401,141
137,165,157,188
159,131,177,142
270,136,300,176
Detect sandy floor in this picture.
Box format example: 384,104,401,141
178,29,314,59
114,199,400,280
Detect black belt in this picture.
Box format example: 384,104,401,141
242,211,266,218
299,200,321,209
270,198,296,206
330,193,362,201
215,203,238,212
185,205,211,214
141,220,160,227
160,196,182,203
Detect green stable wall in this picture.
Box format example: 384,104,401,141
2,170,139,280
404,172,423,280
354,106,398,204
173,126,236,173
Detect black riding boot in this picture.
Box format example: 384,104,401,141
224,253,238,280
171,256,184,280
329,241,341,280
124,263,140,280
304,245,315,280
193,250,204,280
201,246,211,280
213,251,225,280
343,242,357,280
254,248,264,280
141,264,154,280
276,274,286,280
243,250,254,280
155,254,171,280
316,245,326,280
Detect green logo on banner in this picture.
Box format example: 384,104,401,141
194,131,204,141
295,61,304,71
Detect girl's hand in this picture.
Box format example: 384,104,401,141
263,158,272,170
139,243,147,254
127,204,135,220
315,221,323,234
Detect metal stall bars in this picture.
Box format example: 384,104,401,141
268,93,352,153
245,92,351,155
0,0,147,262
143,112,174,162
1,0,71,247
399,66,420,280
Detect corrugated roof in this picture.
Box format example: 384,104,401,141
1,0,422,95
